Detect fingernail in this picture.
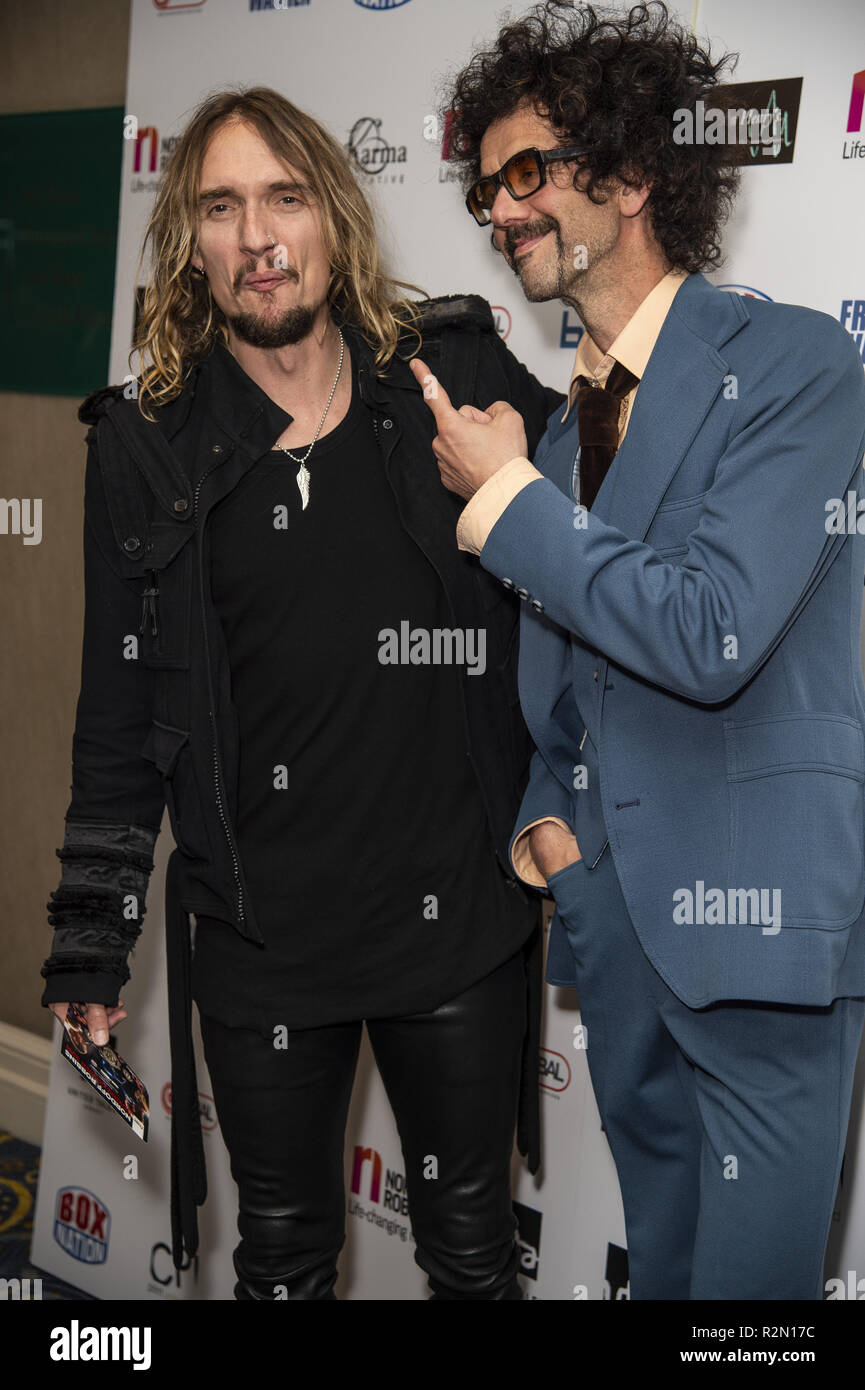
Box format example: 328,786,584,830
94,1032,108,1045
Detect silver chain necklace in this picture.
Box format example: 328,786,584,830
274,328,345,510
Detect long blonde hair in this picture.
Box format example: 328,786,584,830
132,86,427,420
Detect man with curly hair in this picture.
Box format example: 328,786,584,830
413,1,865,1299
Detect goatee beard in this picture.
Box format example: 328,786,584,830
227,303,318,349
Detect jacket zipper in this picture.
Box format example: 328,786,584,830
371,413,514,883
193,459,246,928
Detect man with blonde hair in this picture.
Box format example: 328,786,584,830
41,87,562,1300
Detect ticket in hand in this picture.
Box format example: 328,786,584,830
59,1001,150,1141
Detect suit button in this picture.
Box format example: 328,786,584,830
517,587,529,600
124,536,141,552
173,499,188,512
531,598,544,612
382,418,393,429
502,577,514,589
211,444,223,454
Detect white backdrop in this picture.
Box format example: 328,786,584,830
33,0,865,1300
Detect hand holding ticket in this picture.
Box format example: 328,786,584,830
49,998,127,1045
57,1000,150,1141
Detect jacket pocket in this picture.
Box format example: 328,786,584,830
141,720,209,860
724,713,865,928
656,544,689,562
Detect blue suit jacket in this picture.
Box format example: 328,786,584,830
481,272,865,1006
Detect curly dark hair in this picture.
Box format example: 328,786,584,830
444,1,743,273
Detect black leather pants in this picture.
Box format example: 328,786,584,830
197,947,528,1300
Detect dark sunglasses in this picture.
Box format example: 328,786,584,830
465,144,590,225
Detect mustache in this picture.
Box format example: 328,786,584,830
233,259,300,291
498,220,560,259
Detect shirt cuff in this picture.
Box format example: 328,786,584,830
456,456,543,554
512,816,576,888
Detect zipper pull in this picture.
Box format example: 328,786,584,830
138,569,159,637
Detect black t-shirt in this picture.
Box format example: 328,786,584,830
190,340,534,1031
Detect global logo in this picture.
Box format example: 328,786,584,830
346,118,407,177
161,1082,219,1131
539,1046,571,1092
492,306,512,340
53,1187,110,1265
717,284,773,301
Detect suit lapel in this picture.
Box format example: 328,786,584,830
590,274,750,541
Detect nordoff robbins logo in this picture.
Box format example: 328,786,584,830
378,621,486,675
673,882,781,935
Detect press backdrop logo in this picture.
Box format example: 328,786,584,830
438,107,462,187
354,0,414,9
350,1145,409,1213
717,284,773,301
148,1240,199,1296
492,305,512,340
346,117,407,182
53,1187,110,1264
160,1081,219,1132
840,299,865,362
348,1144,412,1241
351,1144,382,1202
714,77,801,164
128,123,181,190
539,1046,571,1093
844,67,865,160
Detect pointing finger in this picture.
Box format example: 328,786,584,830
409,357,456,422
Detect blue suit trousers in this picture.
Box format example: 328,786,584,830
547,846,865,1300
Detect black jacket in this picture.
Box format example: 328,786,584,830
41,294,564,1268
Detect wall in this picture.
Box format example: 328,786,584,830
0,0,131,1039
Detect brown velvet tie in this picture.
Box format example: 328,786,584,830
573,359,639,510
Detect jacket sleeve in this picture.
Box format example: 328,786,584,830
41,428,166,1009
509,748,576,885
485,327,566,460
479,321,865,703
